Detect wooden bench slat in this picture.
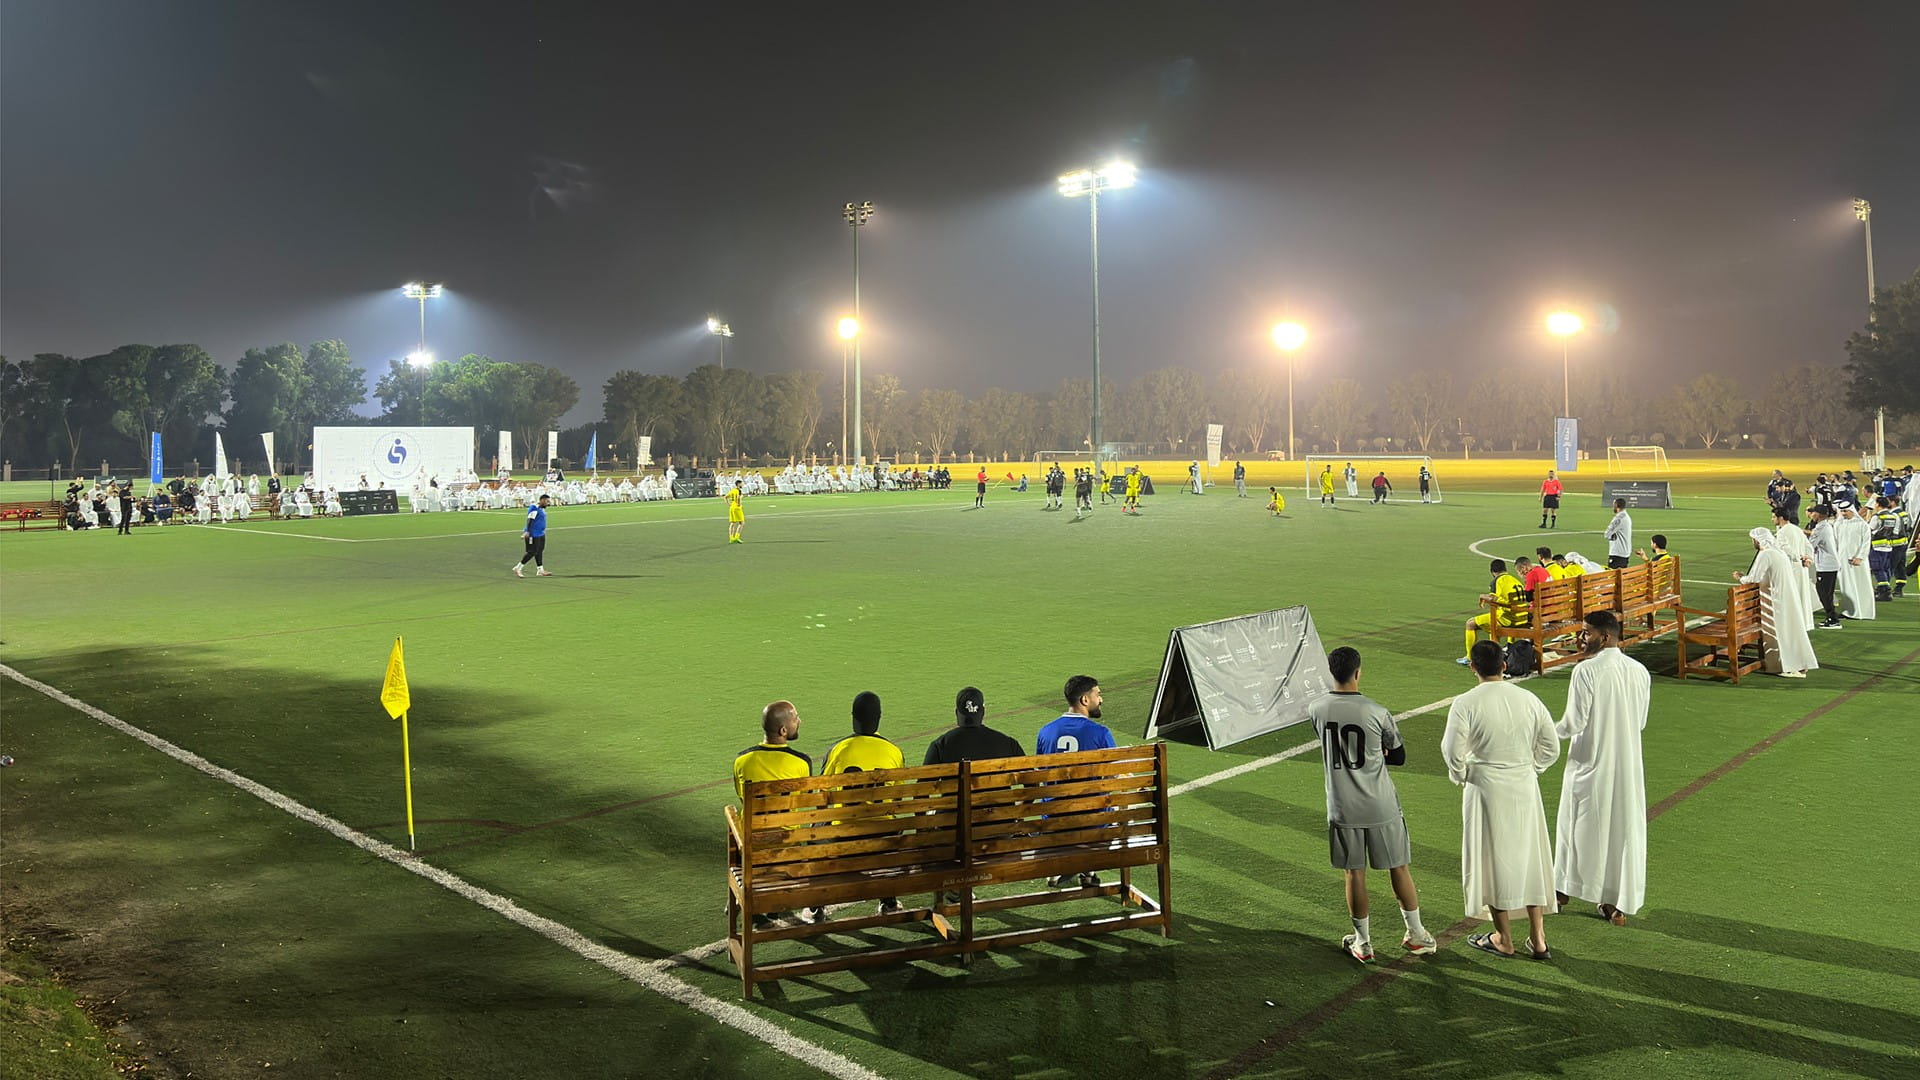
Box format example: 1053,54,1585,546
749,795,962,829
970,819,1161,857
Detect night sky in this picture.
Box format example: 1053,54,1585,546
4,1,1917,423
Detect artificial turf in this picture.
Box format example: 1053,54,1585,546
2,454,1916,1079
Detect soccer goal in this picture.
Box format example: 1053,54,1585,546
1303,455,1443,503
1607,446,1670,473
1034,450,1103,473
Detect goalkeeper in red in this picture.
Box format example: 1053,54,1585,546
1310,646,1435,963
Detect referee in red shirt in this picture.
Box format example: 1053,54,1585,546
1539,470,1563,529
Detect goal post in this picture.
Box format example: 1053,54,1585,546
1303,455,1442,503
1606,446,1669,473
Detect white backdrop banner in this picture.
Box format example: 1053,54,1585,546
260,432,276,476
546,430,558,466
312,426,474,490
1205,423,1224,468
637,435,653,467
499,430,512,473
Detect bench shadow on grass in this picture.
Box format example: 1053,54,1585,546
1280,951,1920,1080
715,913,1340,1080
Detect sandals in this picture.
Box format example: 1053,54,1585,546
1467,932,1516,958
1598,903,1627,926
1524,936,1553,961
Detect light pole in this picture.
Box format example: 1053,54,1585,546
705,317,734,368
1854,198,1876,317
844,201,874,464
1546,311,1584,417
1058,161,1136,477
401,282,442,366
1271,322,1307,461
838,317,859,467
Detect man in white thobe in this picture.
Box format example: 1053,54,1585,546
1442,641,1562,960
1604,499,1633,569
1772,509,1817,619
1738,527,1818,678
1553,611,1650,927
1835,503,1876,620
1344,462,1359,498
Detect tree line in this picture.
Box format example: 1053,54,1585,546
4,270,1914,470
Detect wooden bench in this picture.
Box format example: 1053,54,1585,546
726,744,1172,999
0,500,64,530
1489,558,1686,674
1675,582,1765,682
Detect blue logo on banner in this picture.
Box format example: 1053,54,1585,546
150,432,163,485
374,432,419,482
1554,418,1579,473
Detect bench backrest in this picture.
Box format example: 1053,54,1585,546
1525,576,1582,626
1646,556,1681,602
962,745,1168,859
734,762,964,878
1726,582,1762,638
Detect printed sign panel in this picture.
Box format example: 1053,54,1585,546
312,427,475,491
1555,417,1579,473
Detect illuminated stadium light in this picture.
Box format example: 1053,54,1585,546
401,282,443,300
1546,311,1585,417
1546,311,1584,337
1057,160,1136,197
1271,322,1307,351
401,282,443,371
844,201,874,463
1853,197,1871,222
837,317,860,340
405,350,434,368
706,317,733,337
1056,159,1139,476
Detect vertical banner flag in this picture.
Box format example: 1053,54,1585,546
1554,418,1579,473
546,430,559,467
1205,423,1224,468
498,430,512,474
380,636,418,851
150,432,163,485
584,431,597,472
637,435,653,466
260,432,275,477
214,432,230,479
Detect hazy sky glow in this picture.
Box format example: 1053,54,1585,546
4,1,1916,422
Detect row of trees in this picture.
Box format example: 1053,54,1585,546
4,271,1914,469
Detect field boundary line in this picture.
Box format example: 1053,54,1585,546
1468,527,1742,561
0,661,886,1080
1207,643,1920,1079
198,524,364,543
181,501,950,545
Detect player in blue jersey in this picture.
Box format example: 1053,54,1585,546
513,493,552,577
1035,674,1116,889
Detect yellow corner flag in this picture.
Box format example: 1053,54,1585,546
381,636,411,719
381,636,418,850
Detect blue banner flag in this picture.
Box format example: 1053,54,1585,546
1554,417,1579,473
150,432,164,485
584,431,597,471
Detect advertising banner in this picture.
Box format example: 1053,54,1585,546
1205,423,1224,468
261,432,275,476
150,433,163,485
546,430,558,467
637,435,653,467
311,427,475,491
1555,417,1579,473
499,430,512,473
214,432,230,479
1144,606,1336,750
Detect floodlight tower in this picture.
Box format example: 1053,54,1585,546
838,317,860,466
844,200,874,464
1546,310,1585,417
1854,198,1876,317
706,317,734,368
1057,160,1136,475
1271,322,1307,460
402,282,443,366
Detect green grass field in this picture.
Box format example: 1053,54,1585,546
3,455,1916,1080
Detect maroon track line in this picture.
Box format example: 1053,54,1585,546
1207,644,1920,1080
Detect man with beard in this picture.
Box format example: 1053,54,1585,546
1037,675,1116,889
1553,611,1651,926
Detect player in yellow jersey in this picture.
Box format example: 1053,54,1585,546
1267,486,1286,516
732,700,821,925
820,691,906,914
1460,558,1528,663
1123,466,1143,514
1320,466,1336,506
724,480,745,543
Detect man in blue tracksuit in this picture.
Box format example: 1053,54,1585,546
515,494,552,577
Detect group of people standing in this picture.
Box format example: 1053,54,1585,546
1314,621,1647,963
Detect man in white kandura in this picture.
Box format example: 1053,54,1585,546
1553,611,1650,928
1344,462,1359,499
1442,640,1561,960
1771,508,1816,619
1604,498,1633,569
1739,527,1818,678
1835,502,1876,620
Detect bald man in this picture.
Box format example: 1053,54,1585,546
732,701,821,925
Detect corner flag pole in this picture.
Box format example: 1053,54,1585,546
400,711,417,851
380,636,417,851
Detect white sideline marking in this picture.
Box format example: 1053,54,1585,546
0,663,885,1080
200,524,363,543
1467,527,1744,561
181,502,949,545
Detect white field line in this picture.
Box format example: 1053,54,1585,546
0,663,885,1080
190,501,951,544
1467,527,1745,561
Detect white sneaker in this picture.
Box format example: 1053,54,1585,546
536,568,551,576
512,564,523,578
1403,931,1439,955
1341,933,1374,963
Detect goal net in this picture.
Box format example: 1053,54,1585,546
1607,446,1669,473
1303,455,1442,503
1034,450,1103,474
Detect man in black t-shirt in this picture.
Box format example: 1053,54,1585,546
923,687,1023,765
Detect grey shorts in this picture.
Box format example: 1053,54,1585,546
1328,815,1411,871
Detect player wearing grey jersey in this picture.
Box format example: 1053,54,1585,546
1309,646,1436,963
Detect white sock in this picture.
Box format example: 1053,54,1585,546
1402,907,1427,938
1350,916,1370,946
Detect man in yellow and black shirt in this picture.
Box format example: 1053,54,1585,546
1123,466,1143,515
1460,558,1528,664
733,700,811,798
824,692,907,916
